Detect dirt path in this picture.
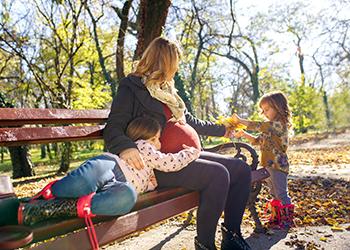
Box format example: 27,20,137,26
104,132,350,250
104,222,350,250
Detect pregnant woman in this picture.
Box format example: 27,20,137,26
104,37,251,250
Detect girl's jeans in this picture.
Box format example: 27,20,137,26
155,151,251,247
265,167,291,205
51,154,137,216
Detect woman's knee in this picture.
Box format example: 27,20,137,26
228,159,251,183
209,164,230,191
240,161,252,177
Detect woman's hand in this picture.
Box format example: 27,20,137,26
119,148,145,170
224,127,235,138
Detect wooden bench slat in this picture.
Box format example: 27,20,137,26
0,108,109,126
0,126,104,146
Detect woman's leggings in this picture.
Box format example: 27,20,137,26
51,155,137,216
154,151,251,247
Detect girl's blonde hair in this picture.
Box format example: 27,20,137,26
259,91,292,127
131,37,181,86
126,116,161,141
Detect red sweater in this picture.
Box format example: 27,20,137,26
160,105,201,153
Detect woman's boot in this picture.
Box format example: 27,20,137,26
194,237,217,250
220,223,251,250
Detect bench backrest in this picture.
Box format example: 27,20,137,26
0,108,110,146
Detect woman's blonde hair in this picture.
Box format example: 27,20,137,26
131,37,181,86
126,116,161,141
259,91,292,127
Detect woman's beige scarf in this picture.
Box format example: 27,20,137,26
143,77,186,122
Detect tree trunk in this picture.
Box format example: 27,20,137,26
52,143,59,157
297,45,305,86
40,144,46,159
210,84,218,118
58,142,72,174
116,0,133,82
134,0,171,59
9,146,35,179
251,68,260,104
322,90,331,128
47,144,53,160
174,73,192,113
0,147,5,163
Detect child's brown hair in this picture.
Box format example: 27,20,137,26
126,116,161,141
259,91,292,127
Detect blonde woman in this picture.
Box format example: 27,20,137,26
104,37,251,250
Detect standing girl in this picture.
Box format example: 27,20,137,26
233,91,294,228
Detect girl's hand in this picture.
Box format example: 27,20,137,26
234,130,246,139
182,144,197,150
150,176,157,186
120,148,145,170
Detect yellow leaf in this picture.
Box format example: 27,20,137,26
314,201,322,207
324,218,337,226
319,237,327,242
331,226,344,232
216,116,247,130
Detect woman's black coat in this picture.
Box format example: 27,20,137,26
103,75,226,155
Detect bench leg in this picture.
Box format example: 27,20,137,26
183,209,195,227
247,182,265,233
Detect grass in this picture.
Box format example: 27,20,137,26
0,146,103,177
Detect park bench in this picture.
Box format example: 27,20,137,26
0,108,265,249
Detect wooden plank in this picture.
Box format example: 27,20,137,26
0,108,109,126
0,126,104,146
30,192,199,250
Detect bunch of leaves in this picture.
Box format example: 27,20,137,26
216,115,247,130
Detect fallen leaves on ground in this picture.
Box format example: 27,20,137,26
248,177,350,228
288,146,350,165
289,128,349,146
14,176,58,198
285,236,323,250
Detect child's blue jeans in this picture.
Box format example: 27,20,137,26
265,167,291,205
51,154,137,216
